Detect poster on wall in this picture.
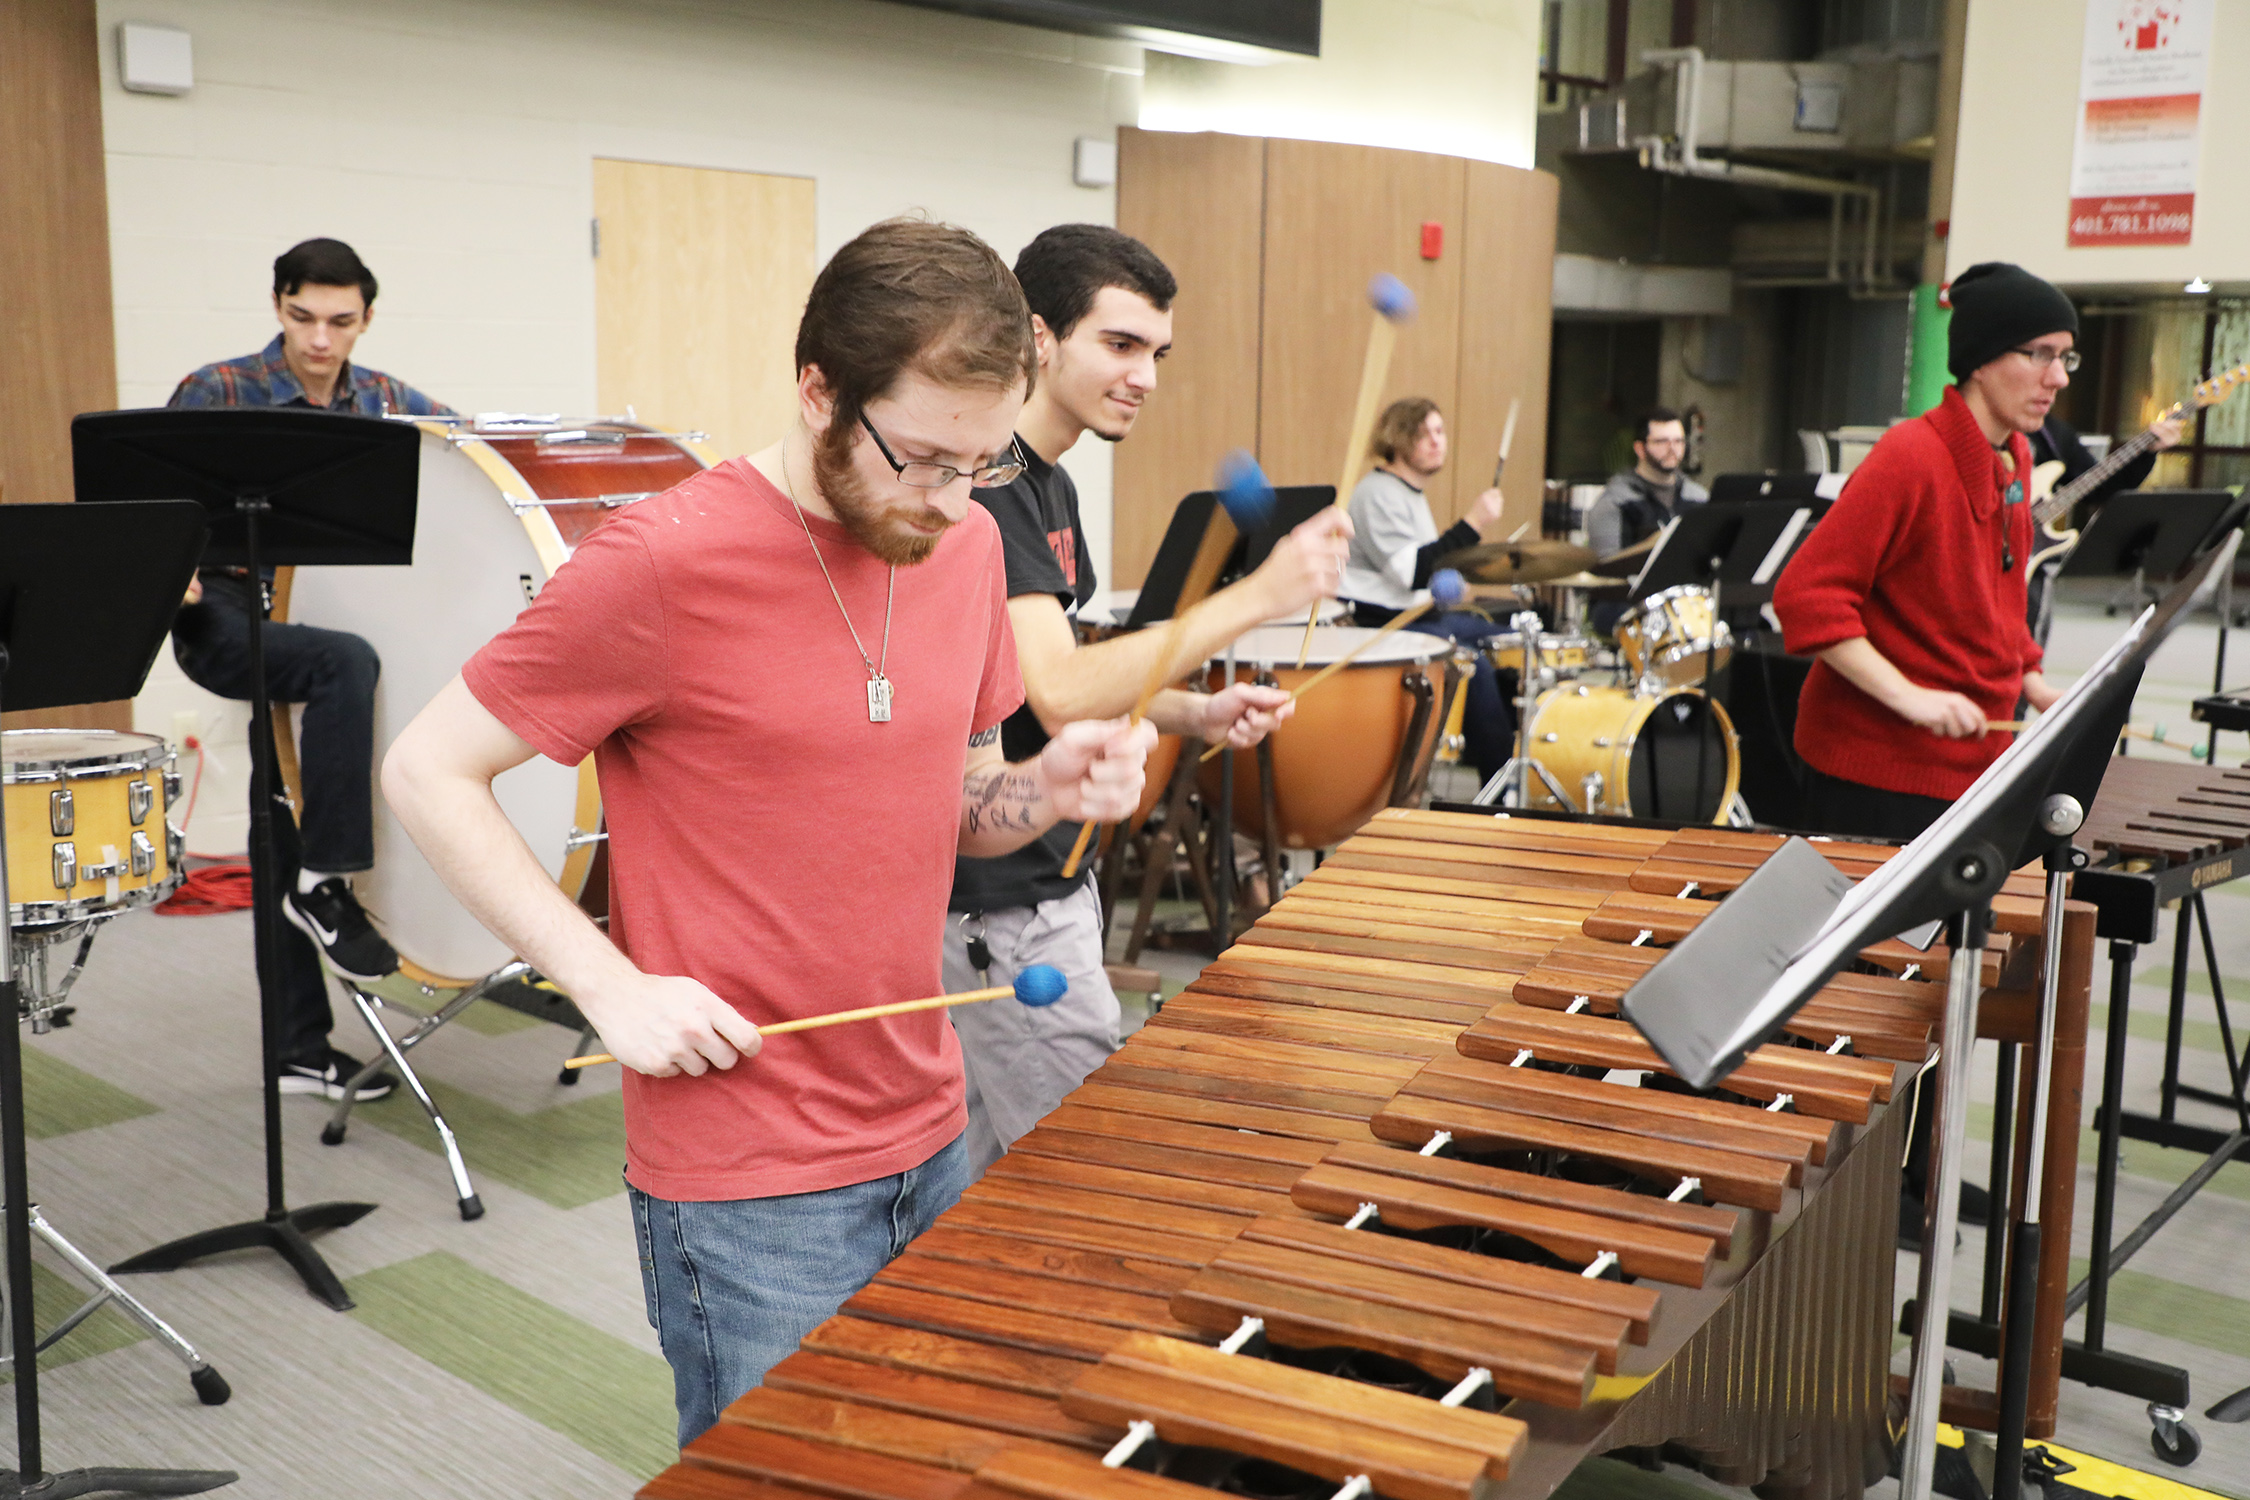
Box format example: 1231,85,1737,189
2067,0,2214,246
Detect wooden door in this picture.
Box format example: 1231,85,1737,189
1456,162,1559,535
1113,129,1267,589
592,160,816,462
1259,141,1468,520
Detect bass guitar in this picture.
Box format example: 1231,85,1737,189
2026,361,2250,573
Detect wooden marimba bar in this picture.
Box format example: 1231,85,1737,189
640,808,2088,1500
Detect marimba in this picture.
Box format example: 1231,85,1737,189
640,807,2090,1500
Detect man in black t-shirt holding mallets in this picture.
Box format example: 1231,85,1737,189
943,225,1352,1177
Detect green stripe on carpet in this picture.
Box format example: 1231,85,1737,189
1966,1103,2250,1204
2064,1257,2250,1359
24,1044,158,1140
347,1251,674,1479
451,999,547,1037
353,1079,626,1209
1554,1456,1728,1500
1,1260,151,1379
2090,1000,2235,1059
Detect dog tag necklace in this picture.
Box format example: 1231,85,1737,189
785,440,896,722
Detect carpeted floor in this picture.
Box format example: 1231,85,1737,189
17,589,2250,1498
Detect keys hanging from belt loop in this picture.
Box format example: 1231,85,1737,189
959,912,992,984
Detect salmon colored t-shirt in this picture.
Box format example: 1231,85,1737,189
463,458,1024,1201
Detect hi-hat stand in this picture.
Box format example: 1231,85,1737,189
1470,610,1571,809
0,500,235,1497
74,407,419,1312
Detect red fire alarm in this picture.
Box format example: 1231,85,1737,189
1420,221,1443,260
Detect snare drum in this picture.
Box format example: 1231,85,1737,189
4,730,181,925
1484,632,1592,677
1521,683,1739,823
1200,626,1442,850
1615,585,1732,689
288,420,712,978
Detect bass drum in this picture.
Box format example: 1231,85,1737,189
289,421,714,980
1523,683,1739,823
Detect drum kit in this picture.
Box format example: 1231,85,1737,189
1440,538,1742,824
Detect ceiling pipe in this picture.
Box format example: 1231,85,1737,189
1633,46,1898,296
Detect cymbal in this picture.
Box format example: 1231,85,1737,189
1590,532,1659,579
1438,538,1598,586
1542,571,1628,589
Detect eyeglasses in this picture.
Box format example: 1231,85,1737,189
859,413,1026,489
2011,346,2082,372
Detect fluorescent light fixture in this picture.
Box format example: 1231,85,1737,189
2186,276,2213,294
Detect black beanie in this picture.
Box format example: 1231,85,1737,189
1948,262,2079,381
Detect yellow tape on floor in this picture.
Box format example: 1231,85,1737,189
1938,1424,2229,1500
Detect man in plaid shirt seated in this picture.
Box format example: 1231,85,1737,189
170,237,455,1101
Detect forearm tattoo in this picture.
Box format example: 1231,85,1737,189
963,763,1047,836
968,725,999,748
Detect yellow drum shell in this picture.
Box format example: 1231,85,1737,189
1616,585,1732,689
1484,633,1592,676
4,729,179,924
1522,684,1739,824
1199,626,1441,850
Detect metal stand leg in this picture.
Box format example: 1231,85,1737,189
559,1025,601,1086
1899,903,1991,1500
1471,612,1571,809
17,1207,229,1407
321,963,528,1220
1993,824,2084,1500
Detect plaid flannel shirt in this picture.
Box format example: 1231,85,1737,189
168,335,456,418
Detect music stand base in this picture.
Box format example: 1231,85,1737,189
110,1203,376,1312
0,1469,239,1498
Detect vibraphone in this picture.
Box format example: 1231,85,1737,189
2056,758,2250,1442
640,809,2087,1500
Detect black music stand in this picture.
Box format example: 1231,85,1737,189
73,407,419,1313
1628,501,1822,818
1619,535,2238,1500
1127,485,1332,627
0,501,237,1498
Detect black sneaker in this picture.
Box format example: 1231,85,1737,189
278,1047,398,1101
284,877,399,981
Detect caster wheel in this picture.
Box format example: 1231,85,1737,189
191,1364,231,1405
2151,1420,2202,1467
459,1194,485,1221
319,1123,346,1147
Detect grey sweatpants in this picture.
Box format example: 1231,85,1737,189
941,881,1121,1179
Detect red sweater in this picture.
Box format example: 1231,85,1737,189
1774,387,2042,800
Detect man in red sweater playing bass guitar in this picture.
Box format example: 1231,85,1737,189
1775,262,2072,843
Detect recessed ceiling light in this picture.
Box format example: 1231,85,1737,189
2185,276,2213,294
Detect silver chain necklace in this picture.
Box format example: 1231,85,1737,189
782,436,896,722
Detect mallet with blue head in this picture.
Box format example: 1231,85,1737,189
563,965,1069,1068
1298,273,1419,666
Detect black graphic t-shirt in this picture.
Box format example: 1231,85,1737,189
949,445,1099,913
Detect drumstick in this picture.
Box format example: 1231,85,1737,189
1492,397,1520,488
1988,719,2200,753
1057,452,1278,879
1200,569,1466,762
563,964,1069,1068
1297,273,1418,669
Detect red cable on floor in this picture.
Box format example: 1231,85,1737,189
156,737,256,915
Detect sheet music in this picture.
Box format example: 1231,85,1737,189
1752,507,1814,586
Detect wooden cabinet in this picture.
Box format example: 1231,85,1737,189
1114,128,1557,588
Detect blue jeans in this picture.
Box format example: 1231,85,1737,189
628,1134,970,1446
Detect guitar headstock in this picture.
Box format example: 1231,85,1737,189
2194,362,2250,410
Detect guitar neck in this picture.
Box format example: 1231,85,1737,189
2031,426,2161,527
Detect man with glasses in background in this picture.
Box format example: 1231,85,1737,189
1585,407,1705,633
